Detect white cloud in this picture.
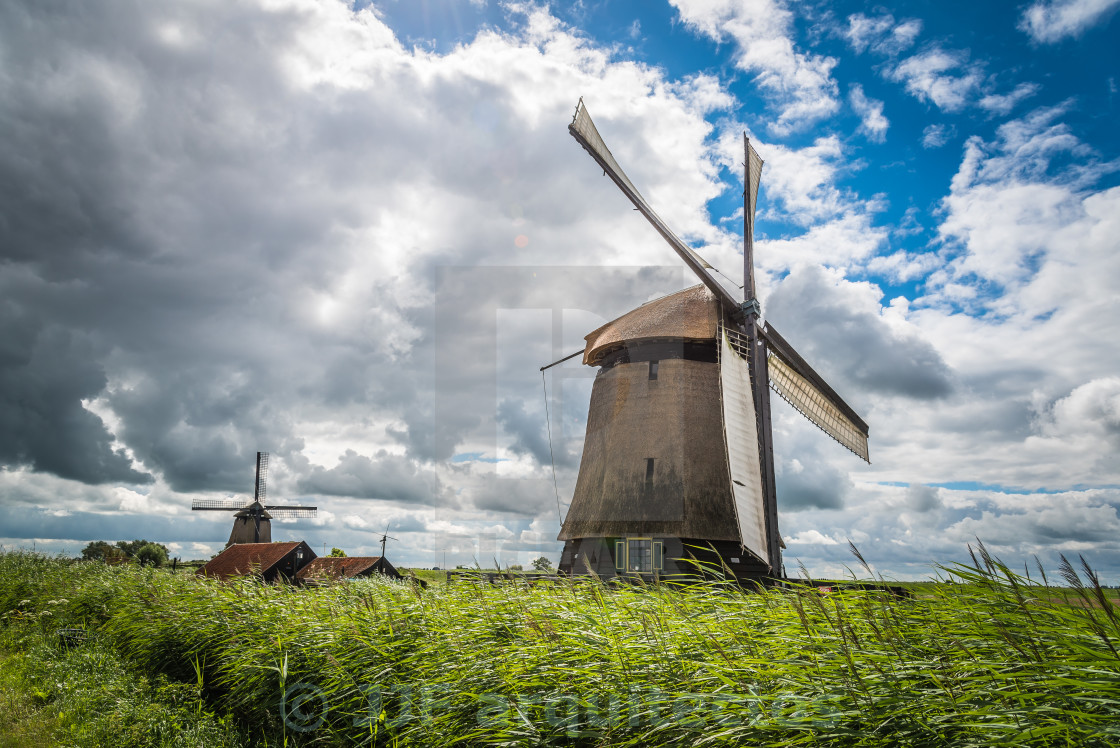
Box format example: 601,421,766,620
852,18,1040,115
740,133,847,223
888,47,983,112
938,103,1112,288
786,529,839,545
921,123,953,148
843,13,921,56
759,212,887,273
978,82,1040,115
865,250,943,282
1028,377,1120,473
1019,0,1120,43
670,0,839,133
849,83,888,142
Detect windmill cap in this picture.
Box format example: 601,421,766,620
582,284,720,366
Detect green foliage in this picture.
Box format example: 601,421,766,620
400,568,447,584
136,543,169,568
116,539,168,560
80,541,126,563
81,539,171,566
530,555,553,572
6,639,245,748
3,548,1120,746
329,547,347,557
0,574,245,748
508,564,523,571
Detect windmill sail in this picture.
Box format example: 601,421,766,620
762,324,870,462
568,99,741,312
719,327,769,563
745,139,764,242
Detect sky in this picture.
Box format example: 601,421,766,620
1,0,1118,580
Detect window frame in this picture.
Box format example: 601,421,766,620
616,537,665,574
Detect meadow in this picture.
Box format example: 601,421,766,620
1,547,1119,746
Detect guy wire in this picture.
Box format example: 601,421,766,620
541,371,564,524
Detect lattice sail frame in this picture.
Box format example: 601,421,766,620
767,353,870,461
192,498,253,510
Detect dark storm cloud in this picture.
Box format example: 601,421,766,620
0,0,420,493
496,398,577,469
0,0,703,513
455,467,560,517
422,266,685,464
906,483,943,512
298,449,444,505
0,504,218,544
106,365,307,493
775,454,852,510
0,0,327,487
765,265,953,401
0,300,151,484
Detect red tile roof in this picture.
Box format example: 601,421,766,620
295,556,384,581
197,541,306,580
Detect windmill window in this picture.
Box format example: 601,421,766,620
628,538,653,573
617,538,663,573
649,360,659,380
645,458,655,485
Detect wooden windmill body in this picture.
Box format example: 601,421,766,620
556,101,870,582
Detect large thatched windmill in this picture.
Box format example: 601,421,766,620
555,100,869,582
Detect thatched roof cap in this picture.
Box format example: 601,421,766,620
583,284,719,366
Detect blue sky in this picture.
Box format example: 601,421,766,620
0,0,1118,580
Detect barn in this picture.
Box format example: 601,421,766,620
294,556,402,584
197,541,316,582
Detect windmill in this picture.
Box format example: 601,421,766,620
192,452,318,546
377,523,398,559
554,99,870,582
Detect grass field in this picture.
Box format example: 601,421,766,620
2,547,1120,746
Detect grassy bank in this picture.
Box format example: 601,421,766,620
2,549,1119,746
0,621,245,747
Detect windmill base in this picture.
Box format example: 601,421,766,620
558,537,778,585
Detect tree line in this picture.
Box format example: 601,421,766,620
81,539,171,567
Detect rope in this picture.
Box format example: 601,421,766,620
541,371,564,524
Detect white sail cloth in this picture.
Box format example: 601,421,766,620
719,329,769,564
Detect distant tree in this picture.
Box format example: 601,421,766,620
81,541,115,561
136,543,169,568
115,539,150,558
329,547,347,557
531,556,553,572
82,541,130,563
508,564,523,571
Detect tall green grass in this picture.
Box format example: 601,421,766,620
2,548,1119,746
0,560,246,748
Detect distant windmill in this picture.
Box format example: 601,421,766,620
377,523,398,559
192,452,317,546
